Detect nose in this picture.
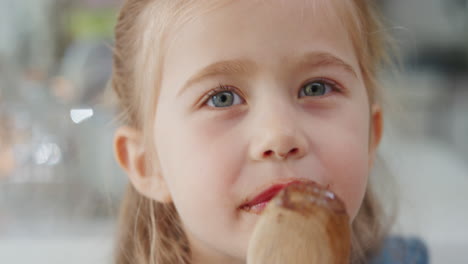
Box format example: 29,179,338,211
249,110,308,162
260,136,304,160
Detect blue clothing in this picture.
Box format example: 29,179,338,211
369,236,429,264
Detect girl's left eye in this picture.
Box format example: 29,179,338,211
206,86,243,108
299,80,335,98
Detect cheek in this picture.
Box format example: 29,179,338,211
167,116,243,184
154,112,244,215
154,114,249,254
328,137,369,220
317,110,370,220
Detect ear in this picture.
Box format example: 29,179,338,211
368,104,383,169
113,126,172,203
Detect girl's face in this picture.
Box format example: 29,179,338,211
152,0,381,263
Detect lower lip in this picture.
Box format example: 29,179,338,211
242,201,270,215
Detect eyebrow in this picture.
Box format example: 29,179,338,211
177,52,357,97
295,52,358,78
177,59,257,97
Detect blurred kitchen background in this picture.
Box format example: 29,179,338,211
0,0,467,263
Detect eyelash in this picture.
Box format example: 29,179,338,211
202,78,342,106
301,78,342,94
205,83,237,99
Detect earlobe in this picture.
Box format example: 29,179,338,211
369,104,383,168
113,126,172,203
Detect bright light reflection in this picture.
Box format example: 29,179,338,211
33,143,62,166
70,108,94,124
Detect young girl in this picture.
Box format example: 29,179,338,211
111,0,393,263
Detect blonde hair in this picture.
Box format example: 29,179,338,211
111,0,391,263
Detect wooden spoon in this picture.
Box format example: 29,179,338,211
247,181,351,264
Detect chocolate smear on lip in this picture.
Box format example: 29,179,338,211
274,181,347,216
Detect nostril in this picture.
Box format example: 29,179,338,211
290,148,298,155
263,148,299,159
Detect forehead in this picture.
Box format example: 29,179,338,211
162,0,360,90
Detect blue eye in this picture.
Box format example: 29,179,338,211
206,85,243,108
299,80,334,97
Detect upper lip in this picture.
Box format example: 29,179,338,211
239,178,312,209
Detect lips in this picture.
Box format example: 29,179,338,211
240,179,309,214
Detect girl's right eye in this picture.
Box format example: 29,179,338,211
205,85,244,108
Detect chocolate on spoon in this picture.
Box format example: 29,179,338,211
247,181,351,264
